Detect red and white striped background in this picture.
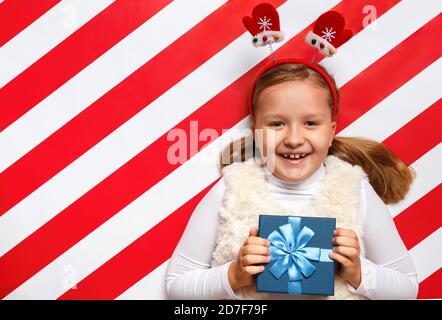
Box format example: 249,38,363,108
0,0,440,299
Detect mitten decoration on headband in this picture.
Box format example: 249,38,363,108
305,11,353,57
242,3,284,48
243,5,352,115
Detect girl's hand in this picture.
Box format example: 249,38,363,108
228,227,270,291
330,228,362,289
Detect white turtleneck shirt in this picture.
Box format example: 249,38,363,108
165,163,418,300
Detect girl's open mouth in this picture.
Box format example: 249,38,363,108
279,153,310,164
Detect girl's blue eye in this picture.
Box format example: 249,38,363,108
305,121,317,126
271,121,284,127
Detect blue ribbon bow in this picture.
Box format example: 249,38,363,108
267,217,332,294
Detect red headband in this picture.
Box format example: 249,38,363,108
243,4,353,119
247,58,339,117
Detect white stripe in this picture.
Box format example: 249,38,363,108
0,0,339,258
0,0,115,89
409,228,442,283
338,59,442,141
0,0,226,173
388,143,442,218
321,0,442,87
116,260,169,300
4,117,251,299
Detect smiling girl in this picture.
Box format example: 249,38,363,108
165,62,418,300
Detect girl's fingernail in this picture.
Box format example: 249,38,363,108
267,256,271,262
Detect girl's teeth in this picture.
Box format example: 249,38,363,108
283,154,307,159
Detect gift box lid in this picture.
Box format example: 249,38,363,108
257,214,336,296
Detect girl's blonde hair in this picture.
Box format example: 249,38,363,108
219,63,415,204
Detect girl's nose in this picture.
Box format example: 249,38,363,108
283,127,305,147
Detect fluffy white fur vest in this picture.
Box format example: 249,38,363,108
211,155,368,300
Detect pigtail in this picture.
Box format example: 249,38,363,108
218,136,254,172
329,136,416,204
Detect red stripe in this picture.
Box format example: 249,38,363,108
417,267,442,299
337,13,442,131
0,0,172,131
0,0,286,298
394,185,442,250
385,100,442,249
0,0,286,216
0,0,404,299
0,0,60,47
383,99,442,166
58,179,219,299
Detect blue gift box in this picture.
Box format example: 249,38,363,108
256,214,335,296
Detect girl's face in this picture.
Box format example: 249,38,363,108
253,80,337,183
